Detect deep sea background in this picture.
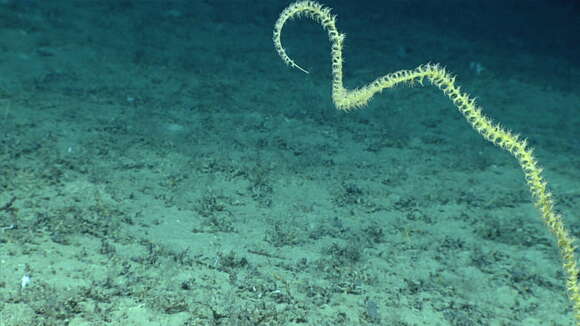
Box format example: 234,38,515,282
0,0,578,325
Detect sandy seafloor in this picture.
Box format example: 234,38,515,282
0,0,579,325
